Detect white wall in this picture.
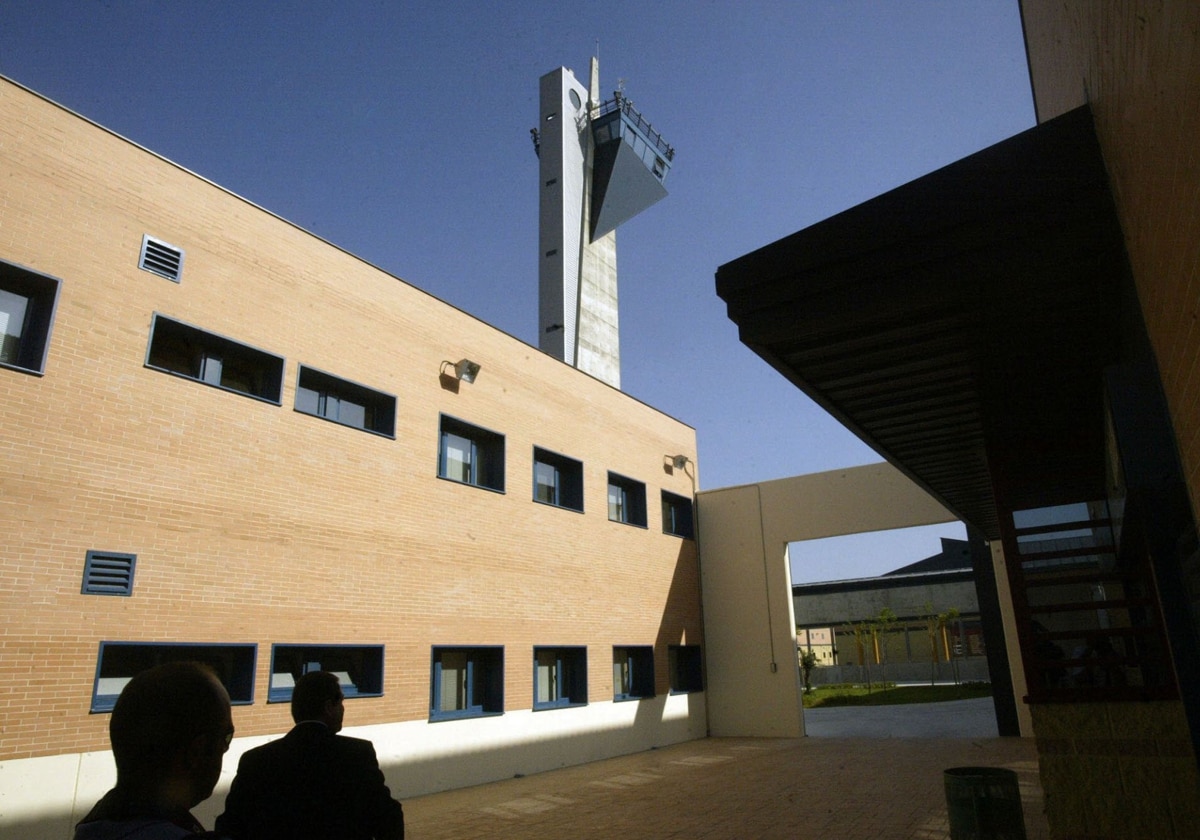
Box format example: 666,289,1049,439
697,463,959,737
2,694,705,840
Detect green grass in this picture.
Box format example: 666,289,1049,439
801,682,993,708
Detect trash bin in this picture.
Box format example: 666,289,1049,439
944,766,1027,840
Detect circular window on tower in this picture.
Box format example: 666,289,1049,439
569,89,582,111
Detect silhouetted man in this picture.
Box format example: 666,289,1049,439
216,670,404,840
74,661,234,839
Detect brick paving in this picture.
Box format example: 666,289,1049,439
402,734,1048,840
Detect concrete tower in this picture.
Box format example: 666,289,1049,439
535,59,674,388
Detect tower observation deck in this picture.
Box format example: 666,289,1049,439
536,59,674,389
589,92,675,240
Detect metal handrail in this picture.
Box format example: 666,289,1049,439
593,93,675,161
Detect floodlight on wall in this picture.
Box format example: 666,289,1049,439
670,454,690,470
441,359,481,384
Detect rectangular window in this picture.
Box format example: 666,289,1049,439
294,365,396,437
81,551,137,596
533,646,588,710
430,646,504,720
532,447,584,511
607,472,647,527
268,644,384,702
669,645,704,693
92,642,256,712
146,314,284,403
438,415,505,492
0,260,61,375
612,645,655,701
661,490,695,538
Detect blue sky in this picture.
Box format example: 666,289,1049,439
0,1,1034,581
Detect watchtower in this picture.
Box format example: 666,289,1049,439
535,58,674,388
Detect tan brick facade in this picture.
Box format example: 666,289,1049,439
1019,4,1200,837
0,76,701,765
1021,1,1200,530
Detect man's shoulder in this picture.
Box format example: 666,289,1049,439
331,733,379,757
73,818,206,840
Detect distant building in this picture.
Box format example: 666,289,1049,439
793,539,987,683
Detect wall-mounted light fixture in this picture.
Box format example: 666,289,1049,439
441,359,481,384
670,454,690,470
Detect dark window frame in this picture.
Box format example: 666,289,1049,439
607,472,648,527
267,643,384,703
91,641,256,713
145,314,284,404
430,645,504,721
294,365,396,438
661,490,695,538
0,259,61,376
438,414,505,492
669,644,704,694
612,645,655,701
81,550,137,596
532,447,584,512
533,646,588,710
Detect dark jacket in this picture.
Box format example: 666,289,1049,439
215,721,404,840
73,788,217,840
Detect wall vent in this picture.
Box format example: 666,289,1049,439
82,551,136,596
138,235,184,282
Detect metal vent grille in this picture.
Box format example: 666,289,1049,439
138,235,184,282
82,551,136,596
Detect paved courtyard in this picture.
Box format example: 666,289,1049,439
403,700,1048,840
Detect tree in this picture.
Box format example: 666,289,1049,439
850,620,875,691
875,607,897,685
799,649,818,694
923,604,960,685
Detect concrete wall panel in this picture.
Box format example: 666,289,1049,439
698,463,956,737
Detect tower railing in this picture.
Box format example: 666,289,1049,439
593,93,675,162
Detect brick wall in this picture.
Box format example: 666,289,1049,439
0,78,701,761
1021,0,1200,528
1019,4,1200,836
1032,702,1200,838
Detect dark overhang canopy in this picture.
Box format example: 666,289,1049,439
717,106,1132,540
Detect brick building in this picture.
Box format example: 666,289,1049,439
0,75,703,838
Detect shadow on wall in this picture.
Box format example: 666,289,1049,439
14,543,708,840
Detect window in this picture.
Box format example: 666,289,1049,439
81,551,136,596
612,646,655,701
533,646,587,710
0,260,61,375
438,415,505,492
268,644,384,702
532,447,584,511
146,315,284,403
661,490,695,538
294,365,396,437
669,645,704,693
91,642,256,712
138,234,184,282
607,472,647,527
430,646,504,720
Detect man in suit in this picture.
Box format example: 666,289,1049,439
74,661,234,839
215,670,404,840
